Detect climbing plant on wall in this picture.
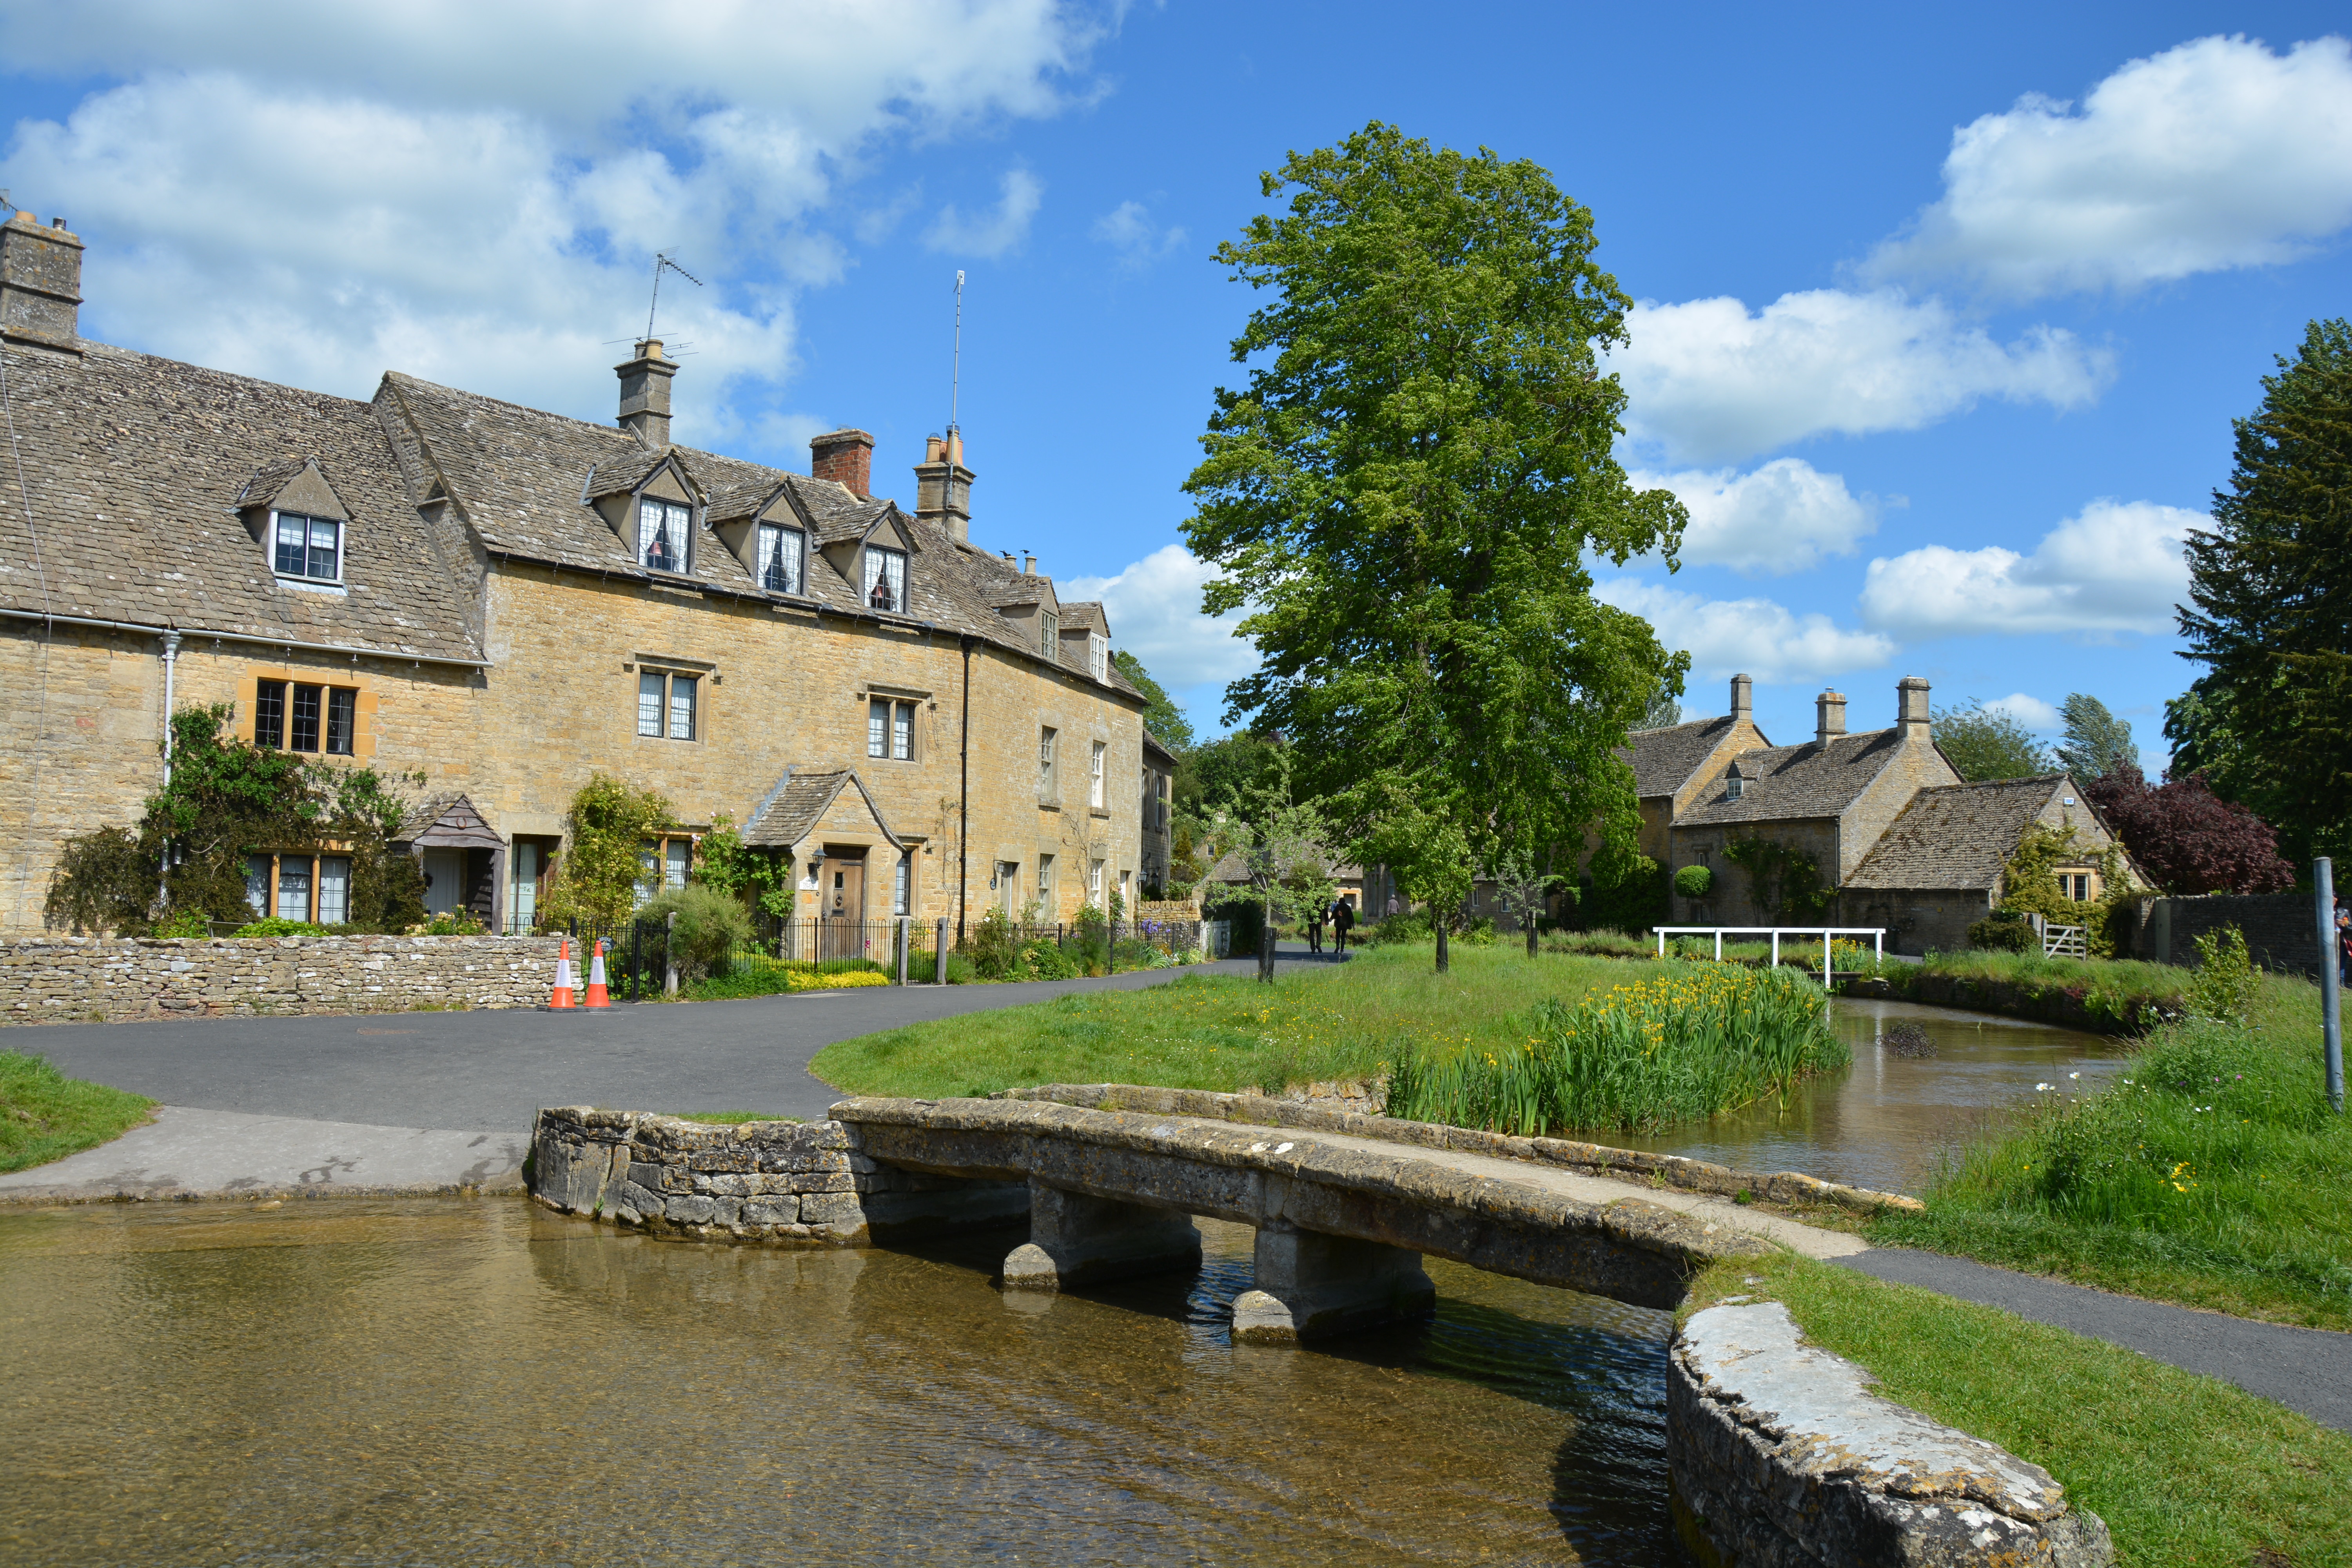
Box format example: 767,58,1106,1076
692,814,795,921
1994,822,2132,956
1722,837,1833,922
539,773,675,928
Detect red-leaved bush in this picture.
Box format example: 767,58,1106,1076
2083,766,2295,895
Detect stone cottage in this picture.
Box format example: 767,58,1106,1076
0,210,1150,939
1840,774,2126,953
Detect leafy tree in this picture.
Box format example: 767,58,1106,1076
45,704,423,934
2179,316,2352,866
1638,684,1684,731
2054,693,2136,781
1216,750,1334,982
1181,123,1688,971
1488,846,1563,957
1173,730,1280,820
2162,672,2288,833
541,773,674,928
1353,775,1476,972
1112,650,1195,752
2083,764,2294,895
1933,699,2049,782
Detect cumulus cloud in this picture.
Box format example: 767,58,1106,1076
1063,544,1258,695
1984,692,2063,728
1608,289,2112,464
1596,578,1895,685
1626,458,1883,575
1866,34,2352,299
0,0,1101,423
1859,498,2201,638
1091,199,1188,268
925,168,1044,258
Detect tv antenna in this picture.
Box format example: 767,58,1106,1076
644,251,702,343
949,269,965,436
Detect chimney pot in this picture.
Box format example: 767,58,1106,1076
914,432,975,544
613,338,677,447
1022,552,1035,575
809,428,876,498
1897,676,1931,735
1729,673,1753,720
1815,689,1848,745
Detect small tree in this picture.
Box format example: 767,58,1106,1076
1351,775,1475,973
2054,693,2136,781
2082,764,2294,895
1933,700,2050,782
1221,751,1336,982
541,773,674,928
1491,846,1563,957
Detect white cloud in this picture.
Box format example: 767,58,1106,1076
1064,544,1257,694
1626,458,1883,575
0,1,1101,422
1090,199,1188,268
1608,289,2112,464
1859,498,2201,638
1984,692,2063,728
925,168,1044,258
1596,577,1895,685
1866,34,2352,299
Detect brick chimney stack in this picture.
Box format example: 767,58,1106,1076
1729,672,1753,721
614,338,677,447
1815,690,1847,745
1896,676,1931,739
914,430,975,544
810,429,875,497
1,210,84,355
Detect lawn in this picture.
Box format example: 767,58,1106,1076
0,1050,156,1174
1871,968,2352,1329
1682,1251,2352,1568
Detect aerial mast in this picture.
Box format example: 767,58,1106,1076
644,251,702,343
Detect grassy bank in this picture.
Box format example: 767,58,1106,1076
1852,949,2187,1035
1683,1252,2352,1566
813,943,1655,1102
0,1051,156,1174
1871,971,2352,1328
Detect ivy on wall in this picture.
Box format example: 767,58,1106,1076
1994,822,2132,956
539,773,675,929
1722,835,1835,922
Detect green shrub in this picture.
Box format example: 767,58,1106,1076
1365,907,1434,946
636,884,753,981
1673,863,1713,899
1968,911,2036,953
1015,938,1082,981
2185,926,2260,1023
152,909,211,938
231,917,330,938
966,906,1021,980
405,909,486,936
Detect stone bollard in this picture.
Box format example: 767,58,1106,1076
1000,1181,1202,1292
1231,1225,1436,1343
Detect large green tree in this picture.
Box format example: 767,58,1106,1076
1111,650,1195,751
1181,123,1687,964
2178,317,2352,866
1934,700,2050,782
2053,692,2136,782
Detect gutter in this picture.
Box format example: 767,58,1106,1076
0,607,494,671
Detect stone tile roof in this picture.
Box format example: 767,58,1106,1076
1676,728,1907,826
1059,601,1107,633
0,341,485,663
1844,775,2073,891
394,792,505,848
986,573,1054,609
1621,716,1742,799
743,767,902,849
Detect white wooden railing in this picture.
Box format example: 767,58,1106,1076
1649,926,1887,988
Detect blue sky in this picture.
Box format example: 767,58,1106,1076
5,2,2348,759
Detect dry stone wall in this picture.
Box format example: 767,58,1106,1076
0,934,570,1024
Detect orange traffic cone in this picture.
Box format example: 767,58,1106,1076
584,940,611,1008
549,937,576,1009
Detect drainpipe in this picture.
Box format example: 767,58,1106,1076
957,633,974,946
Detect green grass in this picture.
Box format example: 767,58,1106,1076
812,942,1655,1101
1871,972,2352,1328
677,955,892,1001
0,1051,156,1173
1387,962,1849,1135
1683,1251,2352,1568
666,1111,802,1125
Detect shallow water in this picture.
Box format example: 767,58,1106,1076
0,1197,1676,1566
1622,997,2125,1195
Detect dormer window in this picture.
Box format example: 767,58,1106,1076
757,522,805,595
864,545,906,612
1041,610,1059,654
638,498,691,573
272,512,341,583
1089,634,1109,683
1725,763,1746,802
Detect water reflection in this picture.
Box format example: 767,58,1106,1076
1623,997,2126,1194
1,1198,1674,1565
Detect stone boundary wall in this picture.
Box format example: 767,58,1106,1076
0,935,571,1024
528,1106,1027,1245
2115,892,2325,980
1671,1301,2112,1566
995,1082,1924,1214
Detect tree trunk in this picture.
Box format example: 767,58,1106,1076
1259,889,1276,984
1435,917,1450,974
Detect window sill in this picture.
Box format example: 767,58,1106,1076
1036,800,1061,812
276,576,347,596
1090,808,1111,818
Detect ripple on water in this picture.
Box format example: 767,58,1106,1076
0,1197,1675,1565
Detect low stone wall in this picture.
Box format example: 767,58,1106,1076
0,934,570,1024
2115,891,2326,980
1671,1301,2112,1566
527,1106,1028,1245
996,1082,1922,1214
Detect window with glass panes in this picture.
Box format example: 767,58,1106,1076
272,511,342,581
1040,610,1058,654
1089,740,1106,808
1038,726,1057,800
254,680,358,753
1089,634,1108,682
636,670,698,740
862,545,906,611
757,522,804,594
867,697,914,760
637,498,692,573
894,852,911,916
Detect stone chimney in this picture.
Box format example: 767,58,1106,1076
810,429,874,497
1815,690,1847,745
1897,676,1931,739
914,430,975,544
1,211,84,354
1022,551,1036,576
615,338,677,447
1729,673,1753,722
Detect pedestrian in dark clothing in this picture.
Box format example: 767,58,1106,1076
1333,897,1356,956
2337,902,2350,986
1306,904,1325,954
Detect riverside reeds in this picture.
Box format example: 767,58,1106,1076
1387,962,1848,1136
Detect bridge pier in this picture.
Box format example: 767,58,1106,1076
1232,1226,1437,1344
1001,1180,1203,1292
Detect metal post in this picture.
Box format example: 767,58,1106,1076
935,917,949,984
1875,930,1883,969
2320,858,2343,1114
1771,931,1780,969
1822,931,1831,991
1713,930,1722,962
897,916,909,987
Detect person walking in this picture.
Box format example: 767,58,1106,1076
2337,902,2350,987
1306,902,1325,955
1332,896,1356,957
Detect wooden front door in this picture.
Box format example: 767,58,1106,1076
820,853,867,961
